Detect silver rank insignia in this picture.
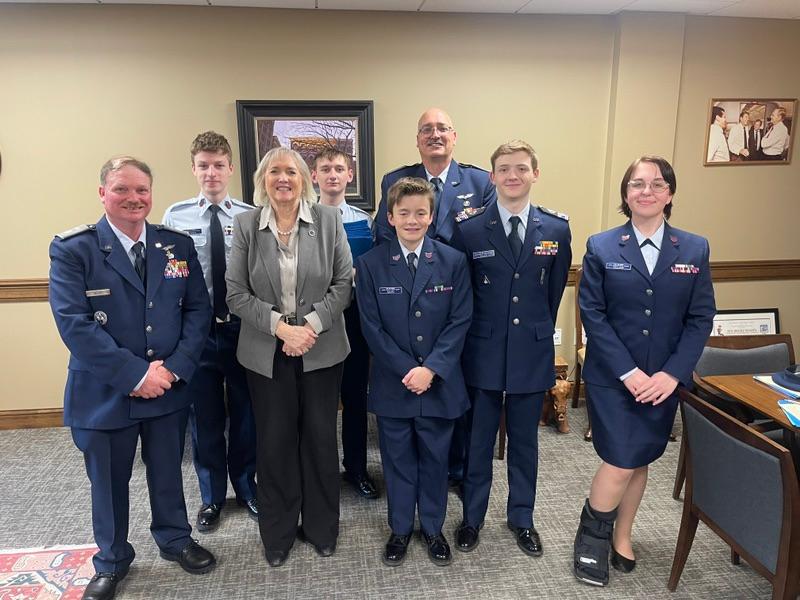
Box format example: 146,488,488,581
94,311,108,325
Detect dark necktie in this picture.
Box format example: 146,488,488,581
407,251,417,280
132,241,146,284
640,238,657,249
209,204,228,320
430,177,442,230
508,215,523,261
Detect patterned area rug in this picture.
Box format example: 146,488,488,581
0,544,96,600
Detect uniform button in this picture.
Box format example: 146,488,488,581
646,288,653,296
642,329,650,336
416,335,424,342
512,296,519,303
512,318,520,325
417,356,424,363
298,298,305,306
148,301,154,309
514,273,520,279
644,309,652,316
415,311,422,318
145,325,153,333
146,349,155,357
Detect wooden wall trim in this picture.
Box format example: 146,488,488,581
2,259,800,302
0,408,63,430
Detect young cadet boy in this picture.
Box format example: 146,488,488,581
311,148,379,500
162,131,258,532
453,140,572,557
355,177,472,567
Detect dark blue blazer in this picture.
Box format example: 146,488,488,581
579,221,715,389
454,203,572,394
49,216,211,430
355,237,472,419
374,160,496,245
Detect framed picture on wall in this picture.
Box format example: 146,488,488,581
704,98,796,166
235,100,375,210
711,308,779,336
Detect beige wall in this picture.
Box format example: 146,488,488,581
0,6,798,411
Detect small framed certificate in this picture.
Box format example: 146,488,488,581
711,308,779,336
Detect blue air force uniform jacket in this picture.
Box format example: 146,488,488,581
579,221,715,389
454,203,572,394
48,216,212,430
355,237,472,419
374,160,496,245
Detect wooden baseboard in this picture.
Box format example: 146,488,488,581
0,408,64,430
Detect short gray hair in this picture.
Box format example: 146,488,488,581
99,156,153,186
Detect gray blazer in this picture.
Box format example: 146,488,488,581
226,202,352,378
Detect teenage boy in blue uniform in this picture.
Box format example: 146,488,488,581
453,140,572,558
312,148,378,500
162,132,258,532
356,177,472,567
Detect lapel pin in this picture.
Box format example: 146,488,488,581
621,234,630,242
103,244,113,251
670,235,678,244
489,220,498,225
424,252,433,259
308,229,316,237
392,254,401,261
155,242,162,249
483,274,490,285
225,200,232,209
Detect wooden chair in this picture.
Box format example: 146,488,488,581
672,333,795,500
569,268,592,441
669,390,800,600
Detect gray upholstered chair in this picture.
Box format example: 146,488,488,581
669,390,800,600
672,334,795,500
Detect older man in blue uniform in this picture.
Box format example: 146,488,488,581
162,132,258,532
453,140,571,557
49,156,215,600
356,177,472,567
375,107,495,490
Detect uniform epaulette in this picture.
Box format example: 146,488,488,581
538,206,569,221
386,163,421,175
230,198,254,209
455,206,487,223
155,224,191,237
351,204,371,216
458,162,489,173
55,224,95,240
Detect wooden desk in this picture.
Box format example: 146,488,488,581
702,374,799,432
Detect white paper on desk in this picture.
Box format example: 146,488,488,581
752,375,800,399
778,400,800,427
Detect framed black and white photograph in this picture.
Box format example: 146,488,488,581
236,100,375,210
711,308,780,336
704,98,796,166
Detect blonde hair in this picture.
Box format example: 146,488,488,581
490,140,538,171
252,147,317,207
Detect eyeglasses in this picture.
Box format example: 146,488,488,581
627,179,670,194
417,124,454,137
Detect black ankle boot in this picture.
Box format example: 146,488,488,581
573,499,617,587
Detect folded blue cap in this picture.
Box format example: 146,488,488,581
773,366,800,392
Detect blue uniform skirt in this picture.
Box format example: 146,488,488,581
586,383,678,469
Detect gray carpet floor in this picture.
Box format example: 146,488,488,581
0,405,774,599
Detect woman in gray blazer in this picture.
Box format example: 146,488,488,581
226,147,352,567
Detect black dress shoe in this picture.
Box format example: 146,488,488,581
382,533,411,567
82,571,126,600
237,497,259,521
454,522,480,552
265,548,291,567
611,546,636,572
508,523,543,557
297,527,336,557
421,531,452,566
160,539,216,574
196,503,223,532
344,472,379,499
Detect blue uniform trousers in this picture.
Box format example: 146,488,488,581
377,415,454,536
188,318,257,506
463,389,544,529
340,301,369,477
71,407,192,574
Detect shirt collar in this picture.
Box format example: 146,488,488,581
258,199,314,230
632,220,665,250
198,194,232,216
106,218,146,254
496,201,530,229
399,239,424,261
424,161,451,186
